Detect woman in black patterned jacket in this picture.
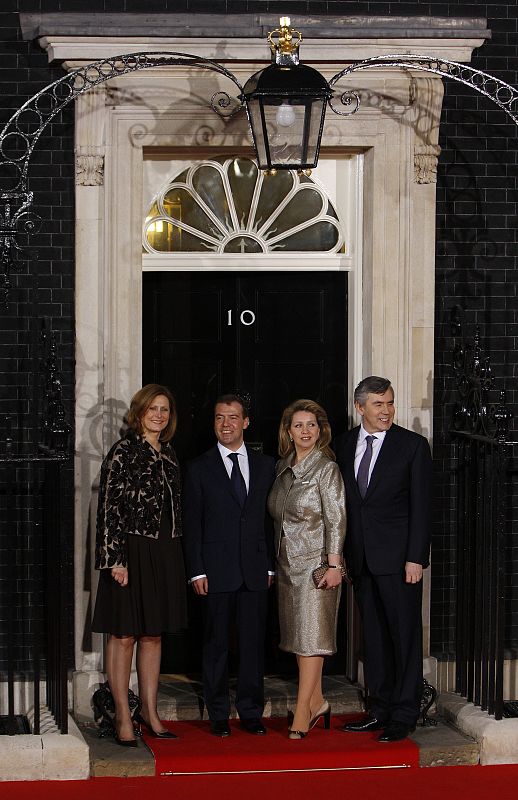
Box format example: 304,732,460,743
92,384,187,745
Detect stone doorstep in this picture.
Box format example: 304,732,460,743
155,673,364,722
84,677,480,775
83,718,480,777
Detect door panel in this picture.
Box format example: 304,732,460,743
143,271,348,675
143,272,347,460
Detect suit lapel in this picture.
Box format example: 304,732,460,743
364,425,399,498
244,445,258,505
345,428,361,497
208,446,239,504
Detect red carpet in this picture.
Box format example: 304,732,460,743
141,716,419,775
2,766,518,800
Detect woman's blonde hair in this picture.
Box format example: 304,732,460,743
278,399,335,460
127,384,177,442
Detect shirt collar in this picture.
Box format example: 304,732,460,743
359,424,387,444
217,441,247,459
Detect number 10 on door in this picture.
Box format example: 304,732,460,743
227,309,256,326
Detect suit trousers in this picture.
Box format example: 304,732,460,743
355,563,423,726
202,585,268,721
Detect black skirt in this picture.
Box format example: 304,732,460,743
92,496,188,636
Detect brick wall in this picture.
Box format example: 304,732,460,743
0,1,517,669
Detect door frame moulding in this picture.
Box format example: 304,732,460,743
62,28,480,716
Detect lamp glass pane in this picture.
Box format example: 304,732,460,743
255,98,325,169
246,101,269,167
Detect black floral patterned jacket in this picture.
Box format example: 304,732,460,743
95,429,182,570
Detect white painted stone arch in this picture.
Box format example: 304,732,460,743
30,30,483,716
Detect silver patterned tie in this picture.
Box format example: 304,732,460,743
357,435,375,498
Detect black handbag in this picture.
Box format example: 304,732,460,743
92,681,142,738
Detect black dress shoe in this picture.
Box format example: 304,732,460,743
341,716,386,733
240,719,267,735
210,720,231,737
378,722,415,742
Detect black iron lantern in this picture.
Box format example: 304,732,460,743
242,17,332,174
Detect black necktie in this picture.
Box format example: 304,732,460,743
228,452,247,507
357,435,376,498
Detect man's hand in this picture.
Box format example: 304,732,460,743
192,577,209,595
111,566,128,586
268,575,275,589
405,562,423,584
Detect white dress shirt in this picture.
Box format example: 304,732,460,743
354,425,387,487
190,442,252,583
217,441,250,490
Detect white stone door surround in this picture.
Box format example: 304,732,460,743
34,27,485,716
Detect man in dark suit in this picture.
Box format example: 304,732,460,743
182,393,275,737
335,376,432,742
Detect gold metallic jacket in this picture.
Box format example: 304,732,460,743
268,448,346,562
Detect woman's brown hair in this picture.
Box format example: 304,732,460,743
278,398,335,460
127,384,177,442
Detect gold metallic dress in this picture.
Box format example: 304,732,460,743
267,449,346,656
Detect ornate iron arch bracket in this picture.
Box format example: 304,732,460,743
327,54,518,127
0,51,246,303
2,51,518,302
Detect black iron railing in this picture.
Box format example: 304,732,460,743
0,321,72,735
451,433,512,719
450,317,514,720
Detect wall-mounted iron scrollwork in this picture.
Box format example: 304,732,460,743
0,51,245,302
450,307,512,442
2,48,518,301
330,54,518,128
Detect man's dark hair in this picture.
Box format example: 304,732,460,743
215,391,250,417
354,376,392,407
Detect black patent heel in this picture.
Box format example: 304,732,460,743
134,711,178,739
309,701,331,730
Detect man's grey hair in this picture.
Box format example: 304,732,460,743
354,376,392,407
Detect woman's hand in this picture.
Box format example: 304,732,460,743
111,566,128,586
318,566,343,590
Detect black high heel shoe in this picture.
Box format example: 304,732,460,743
309,701,331,731
288,729,308,740
287,708,310,740
114,733,138,748
113,720,138,747
134,711,178,739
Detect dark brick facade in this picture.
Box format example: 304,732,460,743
0,1,517,671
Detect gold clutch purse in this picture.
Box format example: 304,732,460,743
311,562,350,588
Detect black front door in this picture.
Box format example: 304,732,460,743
143,270,348,674
143,271,347,460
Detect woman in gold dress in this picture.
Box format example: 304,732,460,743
268,399,346,739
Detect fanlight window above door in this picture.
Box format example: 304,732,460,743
143,157,344,254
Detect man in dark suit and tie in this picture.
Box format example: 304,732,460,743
335,376,432,742
182,393,275,737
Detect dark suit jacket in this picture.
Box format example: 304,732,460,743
335,424,432,578
182,445,275,593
